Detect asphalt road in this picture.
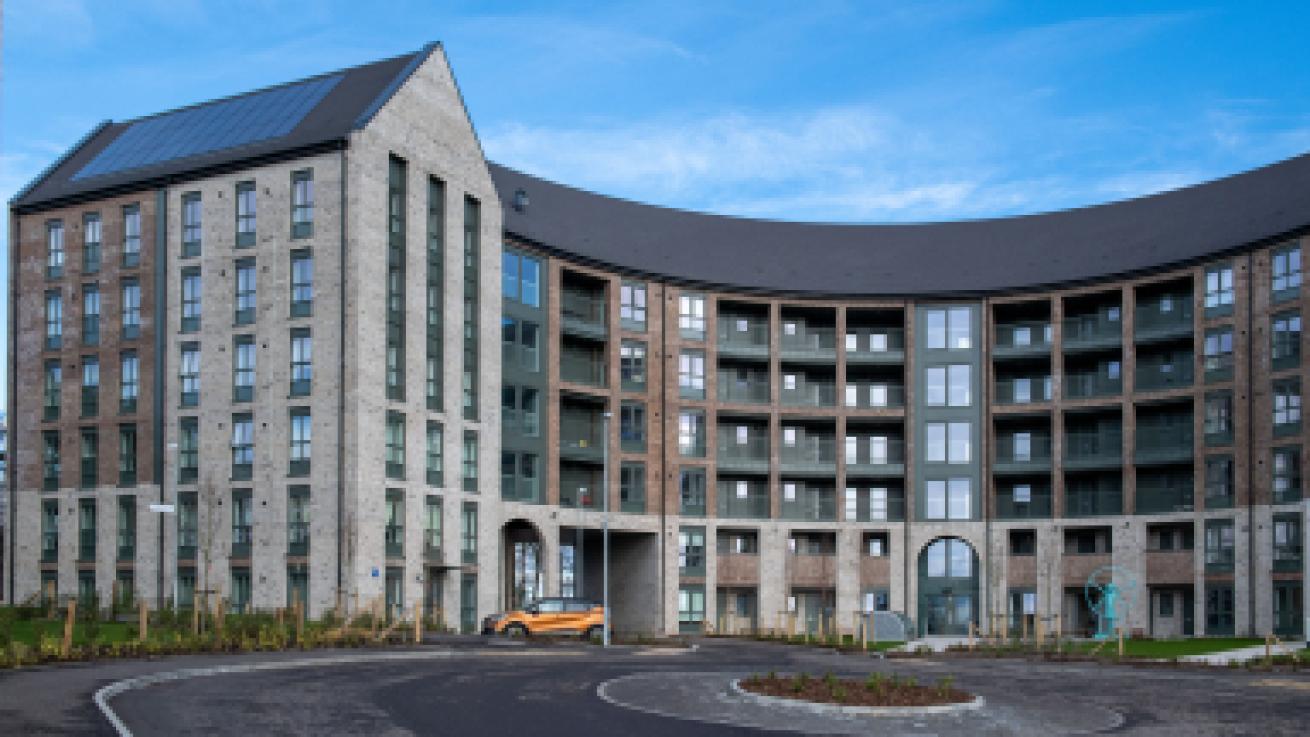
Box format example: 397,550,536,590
2,638,1309,735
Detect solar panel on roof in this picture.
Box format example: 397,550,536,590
72,73,344,181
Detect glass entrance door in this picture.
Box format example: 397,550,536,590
922,594,973,635
1274,582,1303,637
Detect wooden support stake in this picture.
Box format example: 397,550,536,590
1055,613,1062,653
217,597,226,639
139,600,148,643
372,598,380,638
414,609,422,644
62,599,77,658
1117,626,1124,658
1022,613,1029,643
1035,615,1045,648
193,599,201,635
1265,634,1272,665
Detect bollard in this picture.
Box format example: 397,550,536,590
1117,626,1124,658
415,609,422,644
139,600,148,643
62,599,77,658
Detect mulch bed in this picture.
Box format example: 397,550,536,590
740,673,972,707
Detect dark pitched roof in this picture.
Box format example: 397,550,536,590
12,44,438,213
490,153,1310,296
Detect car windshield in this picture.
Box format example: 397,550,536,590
536,599,564,613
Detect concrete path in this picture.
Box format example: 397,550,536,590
1179,641,1301,665
896,636,970,653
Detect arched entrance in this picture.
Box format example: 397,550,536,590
503,519,543,610
917,537,979,636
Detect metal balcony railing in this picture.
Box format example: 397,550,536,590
993,322,1051,358
780,382,836,407
1064,431,1123,469
1065,488,1123,517
717,490,770,519
779,438,837,474
560,289,606,338
1135,424,1194,465
1135,482,1195,514
717,436,770,474
718,320,770,359
717,377,770,404
995,377,1053,405
845,328,905,363
1135,357,1194,392
1135,301,1194,343
780,326,836,361
780,490,837,521
843,383,905,409
1065,371,1122,400
993,435,1053,474
994,490,1053,519
1063,313,1122,351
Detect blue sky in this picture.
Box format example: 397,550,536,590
5,1,1310,402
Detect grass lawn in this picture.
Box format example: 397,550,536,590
1070,637,1265,658
7,620,136,648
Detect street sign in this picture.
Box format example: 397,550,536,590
149,504,175,514
371,567,380,578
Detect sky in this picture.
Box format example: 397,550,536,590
5,1,1310,404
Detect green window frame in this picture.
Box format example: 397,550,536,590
678,526,706,576
180,266,201,332
288,486,310,556
83,212,102,273
462,430,478,492
120,351,138,414
121,279,141,339
235,181,256,247
679,468,706,516
79,428,98,489
118,423,137,487
234,258,256,325
385,489,404,558
78,498,96,562
122,204,141,267
81,356,99,418
46,220,64,278
1272,377,1302,435
290,249,313,317
45,290,62,349
41,500,59,563
291,169,313,238
426,421,443,486
231,413,253,480
463,196,480,420
177,493,198,560
1273,447,1302,504
424,495,443,560
1272,243,1302,300
82,284,100,346
290,328,312,397
289,407,311,476
233,335,255,403
620,462,645,513
231,489,253,557
43,430,61,491
43,360,61,420
179,342,200,407
386,411,406,480
1271,311,1301,370
427,176,445,410
178,418,198,484
181,192,201,257
461,502,478,564
387,157,407,402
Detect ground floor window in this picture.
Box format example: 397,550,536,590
861,587,890,613
385,567,404,620
288,565,308,611
78,570,96,607
560,543,576,598
1274,582,1303,637
115,570,135,609
460,573,477,634
1205,584,1234,635
678,585,705,634
1008,588,1036,632
230,567,251,613
177,568,196,609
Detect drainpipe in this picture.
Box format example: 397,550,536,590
155,188,169,609
337,144,349,612
1245,253,1255,636
7,213,18,604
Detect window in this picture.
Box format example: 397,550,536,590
117,495,135,560
231,489,252,555
926,307,971,349
678,411,705,457
423,495,441,557
235,259,256,325
521,388,539,437
182,192,201,256
236,181,256,246
43,360,62,419
114,351,139,414
80,285,100,346
291,169,313,237
47,220,65,278
1205,455,1234,507
83,213,102,273
81,356,100,417
177,493,198,558
620,340,646,390
383,490,405,559
289,408,311,476
233,335,255,402
178,418,198,484
42,431,61,490
679,294,705,339
1273,378,1302,431
462,431,478,492
865,532,888,557
620,463,645,511
230,568,252,613
78,498,96,560
925,479,946,518
231,414,253,480
620,401,646,452
948,422,971,464
462,196,480,421
386,411,406,479
45,291,63,349
680,468,706,515
290,328,312,396
678,586,705,630
679,351,705,399
1273,447,1302,503
461,502,478,564
1272,312,1301,368
1203,329,1233,377
121,280,141,339
620,281,647,330
426,422,443,486
122,205,141,266
1272,243,1302,297
925,478,970,519
948,364,971,406
1205,265,1234,311
678,527,706,574
1204,392,1233,442
925,367,946,406
79,428,98,488
291,250,313,317
925,538,972,578
179,343,200,407
118,424,137,486
1013,483,1032,504
925,423,946,463
1205,519,1235,571
181,267,201,332
502,251,541,307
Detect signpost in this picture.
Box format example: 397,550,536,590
602,411,611,648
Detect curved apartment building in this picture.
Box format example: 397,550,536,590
6,44,1308,639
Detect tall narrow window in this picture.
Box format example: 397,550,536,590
291,169,314,238
43,360,61,420
120,351,138,413
181,266,201,332
47,220,65,278
427,177,445,410
1271,312,1301,369
679,350,705,399
289,408,311,476
463,196,480,420
426,421,443,486
1205,265,1235,312
1272,243,1302,298
620,281,647,331
43,431,61,490
118,424,137,486
620,340,646,390
288,487,310,555
82,284,100,346
179,343,200,407
231,414,253,480
233,335,255,402
122,204,141,266
678,411,705,457
235,181,256,247
45,290,63,349
121,279,140,339
424,495,442,557
679,294,705,339
81,356,100,417
620,401,646,452
290,249,313,317
947,364,971,406
387,157,406,402
1273,378,1302,433
290,328,312,397
1273,447,1302,504
462,431,479,492
79,428,98,488
83,213,102,273
178,418,198,484
181,192,202,257
386,411,406,480
117,495,136,560
461,502,478,564
235,259,256,325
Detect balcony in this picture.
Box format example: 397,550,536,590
995,377,1052,406
993,322,1051,359
1135,301,1194,344
787,552,837,587
1065,371,1122,400
1135,481,1195,514
718,437,770,474
1135,425,1194,465
560,290,606,340
779,326,836,362
559,346,606,388
1064,431,1122,470
717,552,760,586
560,464,603,510
845,488,906,522
1135,355,1194,392
780,380,836,408
994,488,1053,519
1063,313,1122,352
560,429,604,463
718,320,769,360
717,373,770,404
781,487,837,521
779,438,836,475
845,328,905,364
716,486,770,519
993,435,1052,475
1065,487,1123,517
843,382,905,410
844,439,905,478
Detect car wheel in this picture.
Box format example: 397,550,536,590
586,625,604,641
506,623,529,638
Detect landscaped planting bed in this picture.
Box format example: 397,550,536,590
739,671,972,707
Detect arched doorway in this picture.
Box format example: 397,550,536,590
503,519,543,610
917,537,978,636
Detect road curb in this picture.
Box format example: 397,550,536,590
729,678,985,717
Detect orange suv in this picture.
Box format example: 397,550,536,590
493,598,606,638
